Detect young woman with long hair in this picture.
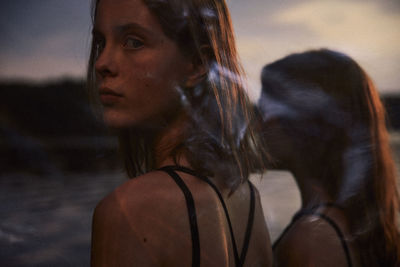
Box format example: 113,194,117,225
88,0,272,266
258,49,400,266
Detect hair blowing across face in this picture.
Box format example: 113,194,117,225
87,0,266,190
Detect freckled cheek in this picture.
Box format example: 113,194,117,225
142,65,180,92
121,55,182,104
122,69,177,110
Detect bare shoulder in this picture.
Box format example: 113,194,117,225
274,215,348,267
93,170,200,232
98,171,174,204
91,171,196,266
96,169,216,214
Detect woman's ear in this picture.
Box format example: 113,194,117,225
184,46,210,88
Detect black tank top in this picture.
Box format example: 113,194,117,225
158,165,256,267
273,203,353,267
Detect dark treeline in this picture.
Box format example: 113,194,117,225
0,80,119,174
1,80,399,174
0,79,101,136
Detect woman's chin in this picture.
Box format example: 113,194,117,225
102,113,163,131
102,112,136,130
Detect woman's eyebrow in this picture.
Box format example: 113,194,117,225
92,22,156,39
113,23,152,36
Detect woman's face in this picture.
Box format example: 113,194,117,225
93,0,192,129
259,89,331,170
258,93,297,169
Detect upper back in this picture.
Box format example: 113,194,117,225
91,168,272,267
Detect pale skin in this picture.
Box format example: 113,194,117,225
91,0,272,266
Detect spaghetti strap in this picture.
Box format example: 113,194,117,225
160,165,255,267
240,181,255,266
158,167,200,267
273,203,353,267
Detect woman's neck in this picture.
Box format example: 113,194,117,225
290,164,334,209
152,112,190,168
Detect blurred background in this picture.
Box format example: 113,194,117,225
0,0,399,266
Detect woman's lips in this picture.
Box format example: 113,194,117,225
99,87,123,105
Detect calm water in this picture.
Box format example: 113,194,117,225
1,133,399,266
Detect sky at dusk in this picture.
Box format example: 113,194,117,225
0,0,399,99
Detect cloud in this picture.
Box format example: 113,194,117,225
0,30,91,81
0,0,92,81
231,0,400,96
271,1,400,54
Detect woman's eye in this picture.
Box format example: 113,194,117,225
124,37,144,49
94,37,105,58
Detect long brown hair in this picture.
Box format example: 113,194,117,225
259,49,400,266
87,0,265,190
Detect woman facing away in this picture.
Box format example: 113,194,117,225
257,49,400,266
87,0,272,266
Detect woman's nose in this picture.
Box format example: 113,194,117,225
94,45,118,79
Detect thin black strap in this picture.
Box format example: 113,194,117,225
298,202,345,214
161,165,255,267
273,206,352,267
158,167,200,267
301,211,353,267
273,202,343,249
240,181,255,266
